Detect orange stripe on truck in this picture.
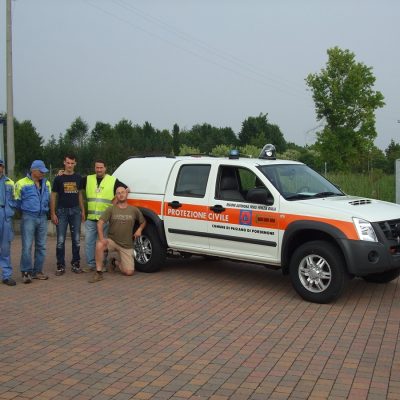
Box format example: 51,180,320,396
127,199,162,214
278,213,359,240
128,199,358,240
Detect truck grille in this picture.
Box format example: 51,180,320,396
378,219,400,240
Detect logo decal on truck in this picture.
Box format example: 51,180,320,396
239,210,252,226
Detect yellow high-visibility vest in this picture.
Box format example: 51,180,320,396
86,174,116,220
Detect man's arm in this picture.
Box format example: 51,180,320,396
79,190,86,222
133,219,146,239
133,209,146,239
50,192,58,225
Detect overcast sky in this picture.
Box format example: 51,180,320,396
1,0,399,150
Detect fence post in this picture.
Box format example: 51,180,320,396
396,159,400,204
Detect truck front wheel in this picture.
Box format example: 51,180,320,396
289,241,349,303
134,224,166,273
362,268,400,283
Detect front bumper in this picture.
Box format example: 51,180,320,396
339,238,400,276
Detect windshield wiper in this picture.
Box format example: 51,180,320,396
310,191,343,198
285,193,312,200
286,191,344,200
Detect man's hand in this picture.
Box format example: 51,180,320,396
99,238,108,249
133,221,146,239
133,228,143,239
51,213,58,225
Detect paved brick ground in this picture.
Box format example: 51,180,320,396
1,236,399,400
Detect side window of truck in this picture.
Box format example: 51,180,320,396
216,166,274,205
174,164,211,198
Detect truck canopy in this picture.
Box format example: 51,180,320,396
113,156,179,194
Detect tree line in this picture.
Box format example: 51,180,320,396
6,112,399,178
3,46,400,177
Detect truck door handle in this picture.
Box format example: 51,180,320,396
210,205,226,213
168,201,182,208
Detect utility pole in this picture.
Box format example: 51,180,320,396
6,0,15,178
0,114,5,160
397,120,400,204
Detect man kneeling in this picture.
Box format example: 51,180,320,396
89,188,146,283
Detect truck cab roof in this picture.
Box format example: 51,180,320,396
113,155,302,195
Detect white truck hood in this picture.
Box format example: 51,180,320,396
290,195,400,223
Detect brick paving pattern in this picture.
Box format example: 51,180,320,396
0,236,399,399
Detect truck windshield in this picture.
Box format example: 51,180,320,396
258,164,344,201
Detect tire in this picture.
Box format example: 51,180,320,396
134,224,166,273
289,240,349,303
362,268,400,283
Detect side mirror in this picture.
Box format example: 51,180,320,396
246,188,274,205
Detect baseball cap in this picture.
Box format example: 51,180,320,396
30,160,49,173
0,160,4,166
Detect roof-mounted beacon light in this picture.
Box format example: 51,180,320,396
229,149,240,159
259,144,276,160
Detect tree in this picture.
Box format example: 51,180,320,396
64,117,89,148
239,145,260,158
14,119,44,175
156,129,173,155
306,47,385,171
89,122,114,144
179,123,237,154
239,113,286,152
385,139,400,173
210,145,231,157
172,123,180,155
42,134,62,174
179,144,199,155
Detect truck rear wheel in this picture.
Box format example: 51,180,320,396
362,268,400,283
134,224,166,273
289,240,349,303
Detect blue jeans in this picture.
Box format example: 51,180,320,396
85,219,108,268
20,213,48,274
0,208,13,280
56,207,81,266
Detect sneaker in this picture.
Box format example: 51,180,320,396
32,272,49,280
71,261,82,274
22,272,32,284
2,278,16,286
88,271,103,283
55,265,65,276
82,266,95,273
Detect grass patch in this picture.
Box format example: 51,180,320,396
325,172,395,203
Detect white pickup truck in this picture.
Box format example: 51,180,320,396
113,145,400,303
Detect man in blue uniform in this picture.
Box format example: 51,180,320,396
15,160,51,283
0,159,16,286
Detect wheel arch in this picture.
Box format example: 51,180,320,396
137,207,167,248
281,220,349,275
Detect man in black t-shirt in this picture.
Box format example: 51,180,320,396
51,155,85,275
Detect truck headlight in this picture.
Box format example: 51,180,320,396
353,218,378,242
